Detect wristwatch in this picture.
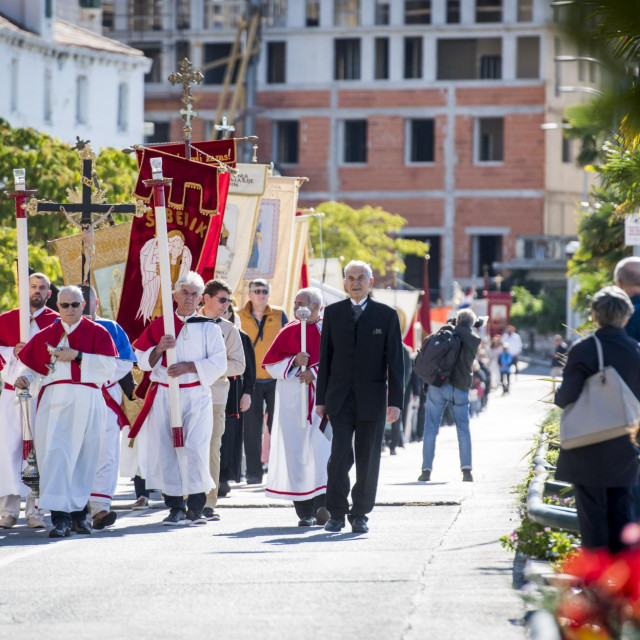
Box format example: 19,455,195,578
74,351,83,364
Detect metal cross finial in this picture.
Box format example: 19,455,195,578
215,116,236,139
168,57,203,107
179,102,199,132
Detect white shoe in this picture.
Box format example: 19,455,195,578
27,516,46,529
131,496,149,510
0,514,17,528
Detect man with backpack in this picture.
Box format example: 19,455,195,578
416,308,482,483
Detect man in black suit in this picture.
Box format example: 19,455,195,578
316,260,404,534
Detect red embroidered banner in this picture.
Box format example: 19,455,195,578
117,147,220,342
145,140,236,283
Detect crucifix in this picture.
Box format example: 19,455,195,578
168,57,204,160
25,139,148,311
215,116,235,140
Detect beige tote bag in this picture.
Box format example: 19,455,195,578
560,335,640,450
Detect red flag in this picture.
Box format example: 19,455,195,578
418,258,432,335
143,141,236,283
116,148,220,342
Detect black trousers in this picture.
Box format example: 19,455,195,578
164,492,206,513
293,493,326,519
574,484,634,553
51,505,87,526
325,393,385,521
133,475,150,499
243,379,276,479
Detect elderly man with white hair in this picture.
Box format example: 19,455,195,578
129,272,227,526
262,287,332,526
418,308,482,484
15,285,118,538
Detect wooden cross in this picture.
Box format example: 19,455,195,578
169,57,204,159
26,139,147,309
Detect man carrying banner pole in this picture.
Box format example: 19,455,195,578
128,157,228,526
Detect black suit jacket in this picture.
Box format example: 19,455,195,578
554,326,640,487
316,298,404,422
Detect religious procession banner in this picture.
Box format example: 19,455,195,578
116,148,221,342
371,288,421,339
51,222,132,320
143,139,237,282
214,163,268,293
235,176,304,314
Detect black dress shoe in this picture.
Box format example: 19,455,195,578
418,469,431,482
71,520,92,534
218,481,231,497
297,516,315,527
324,518,345,532
245,476,262,485
49,523,71,538
351,517,369,534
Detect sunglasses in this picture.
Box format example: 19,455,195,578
250,288,269,295
59,302,82,309
216,296,231,304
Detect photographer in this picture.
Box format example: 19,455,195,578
418,309,483,483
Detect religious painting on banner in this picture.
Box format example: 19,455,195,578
52,222,132,320
144,139,237,283
214,163,268,292
116,148,220,342
236,176,303,313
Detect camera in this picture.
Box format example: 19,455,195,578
447,315,488,329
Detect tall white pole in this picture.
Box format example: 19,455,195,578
145,158,184,448
12,168,30,342
297,306,311,428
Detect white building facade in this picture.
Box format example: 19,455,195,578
0,0,150,150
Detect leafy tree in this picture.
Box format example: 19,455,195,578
308,202,428,276
0,118,138,244
509,286,566,335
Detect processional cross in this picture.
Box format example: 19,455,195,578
168,58,204,160
25,139,148,306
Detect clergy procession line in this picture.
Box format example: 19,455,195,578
0,260,406,538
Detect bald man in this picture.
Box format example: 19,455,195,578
614,257,640,341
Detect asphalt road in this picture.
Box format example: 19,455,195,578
0,365,550,640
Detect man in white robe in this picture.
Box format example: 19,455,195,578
129,272,227,526
262,288,332,526
0,273,59,529
82,286,136,530
15,286,118,538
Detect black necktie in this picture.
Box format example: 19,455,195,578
352,304,363,321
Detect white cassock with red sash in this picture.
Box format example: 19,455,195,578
131,313,227,497
262,319,331,502
0,307,59,500
17,317,117,513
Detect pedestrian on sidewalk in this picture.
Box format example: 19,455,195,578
498,344,514,394
554,286,640,553
316,260,404,534
418,309,482,483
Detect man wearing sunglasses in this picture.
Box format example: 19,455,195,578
0,273,59,530
15,285,118,538
238,280,288,485
200,279,245,519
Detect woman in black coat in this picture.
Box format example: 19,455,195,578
554,286,640,553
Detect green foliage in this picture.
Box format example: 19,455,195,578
0,118,138,244
509,286,566,335
500,409,580,564
0,227,62,311
0,119,138,311
308,201,428,275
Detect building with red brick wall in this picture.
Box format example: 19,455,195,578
103,0,596,300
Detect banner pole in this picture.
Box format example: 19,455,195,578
144,158,184,448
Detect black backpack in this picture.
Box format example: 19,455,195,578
414,325,461,387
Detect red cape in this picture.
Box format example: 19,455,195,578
262,320,322,369
0,307,59,347
19,317,117,380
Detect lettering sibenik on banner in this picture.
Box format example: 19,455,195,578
116,139,236,342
